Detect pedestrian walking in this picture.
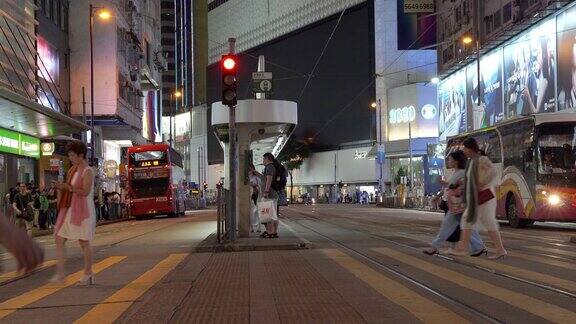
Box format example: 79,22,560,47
52,141,97,285
423,151,485,256
36,189,49,230
46,186,58,228
452,138,507,259
12,183,34,236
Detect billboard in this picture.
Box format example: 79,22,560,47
503,18,556,117
439,70,467,140
557,5,576,110
396,0,436,50
466,49,504,130
387,84,438,141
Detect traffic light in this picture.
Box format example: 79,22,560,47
221,55,238,106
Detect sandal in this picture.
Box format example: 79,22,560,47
259,231,269,238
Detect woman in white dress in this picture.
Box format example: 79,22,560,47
52,141,96,285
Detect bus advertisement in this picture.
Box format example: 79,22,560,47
127,144,186,219
446,113,576,227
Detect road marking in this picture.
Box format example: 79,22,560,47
0,256,125,319
74,253,188,324
280,220,312,245
525,246,576,258
510,252,576,271
0,260,58,284
321,249,468,324
462,256,576,292
374,247,576,324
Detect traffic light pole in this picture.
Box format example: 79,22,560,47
227,38,237,242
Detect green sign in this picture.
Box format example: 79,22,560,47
0,128,40,159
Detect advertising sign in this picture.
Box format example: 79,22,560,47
403,0,435,13
0,129,40,158
557,5,576,110
466,49,504,130
397,0,436,50
37,36,59,84
503,18,556,117
439,70,467,140
387,84,438,141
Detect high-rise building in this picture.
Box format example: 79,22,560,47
68,0,163,189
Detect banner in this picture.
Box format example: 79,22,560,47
557,5,576,110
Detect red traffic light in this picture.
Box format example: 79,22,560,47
222,57,236,70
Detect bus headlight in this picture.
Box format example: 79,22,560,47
548,194,561,206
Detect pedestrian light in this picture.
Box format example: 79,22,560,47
221,55,238,106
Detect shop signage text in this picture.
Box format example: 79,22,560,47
354,150,368,159
0,128,40,158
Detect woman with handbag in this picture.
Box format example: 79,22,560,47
52,141,97,285
453,138,507,259
424,151,485,256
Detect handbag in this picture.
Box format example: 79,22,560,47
478,189,494,205
439,200,448,213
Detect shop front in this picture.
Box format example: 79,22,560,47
0,128,40,214
383,83,439,204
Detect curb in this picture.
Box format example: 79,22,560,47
32,217,134,238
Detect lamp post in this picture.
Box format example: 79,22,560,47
169,90,182,149
89,4,111,165
371,99,384,196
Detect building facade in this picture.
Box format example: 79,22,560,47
68,0,163,191
0,0,86,209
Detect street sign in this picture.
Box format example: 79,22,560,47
252,72,273,93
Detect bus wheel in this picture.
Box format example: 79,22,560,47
506,195,524,228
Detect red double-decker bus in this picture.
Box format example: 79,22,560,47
127,144,186,219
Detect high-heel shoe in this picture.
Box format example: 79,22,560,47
77,274,95,286
49,273,66,284
488,251,508,260
422,248,439,255
470,249,488,257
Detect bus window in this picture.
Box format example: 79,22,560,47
537,123,576,174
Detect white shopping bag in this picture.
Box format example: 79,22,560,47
258,199,277,223
250,201,260,227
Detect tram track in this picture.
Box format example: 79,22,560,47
283,208,576,301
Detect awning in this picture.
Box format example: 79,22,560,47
101,126,149,146
0,87,89,138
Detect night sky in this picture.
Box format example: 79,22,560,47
207,2,375,164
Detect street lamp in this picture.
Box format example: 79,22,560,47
169,90,181,149
89,5,111,165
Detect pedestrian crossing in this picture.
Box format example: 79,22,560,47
1,245,576,323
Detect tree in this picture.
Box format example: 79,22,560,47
277,136,310,202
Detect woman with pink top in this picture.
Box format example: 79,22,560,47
52,141,96,285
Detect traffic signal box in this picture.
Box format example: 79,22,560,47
221,55,238,106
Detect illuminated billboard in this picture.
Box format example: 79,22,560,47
438,70,467,140
387,83,438,141
503,17,556,117
466,49,504,130
557,5,576,110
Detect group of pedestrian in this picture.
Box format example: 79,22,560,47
7,182,58,235
0,141,96,286
424,137,507,260
248,152,287,239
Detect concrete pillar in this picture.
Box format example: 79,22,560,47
236,128,252,238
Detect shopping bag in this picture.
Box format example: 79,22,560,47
258,199,277,223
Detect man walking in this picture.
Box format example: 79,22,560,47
12,183,34,236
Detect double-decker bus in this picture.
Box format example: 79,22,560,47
446,112,576,227
127,144,186,219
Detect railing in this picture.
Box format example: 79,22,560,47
0,12,69,115
216,187,231,244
